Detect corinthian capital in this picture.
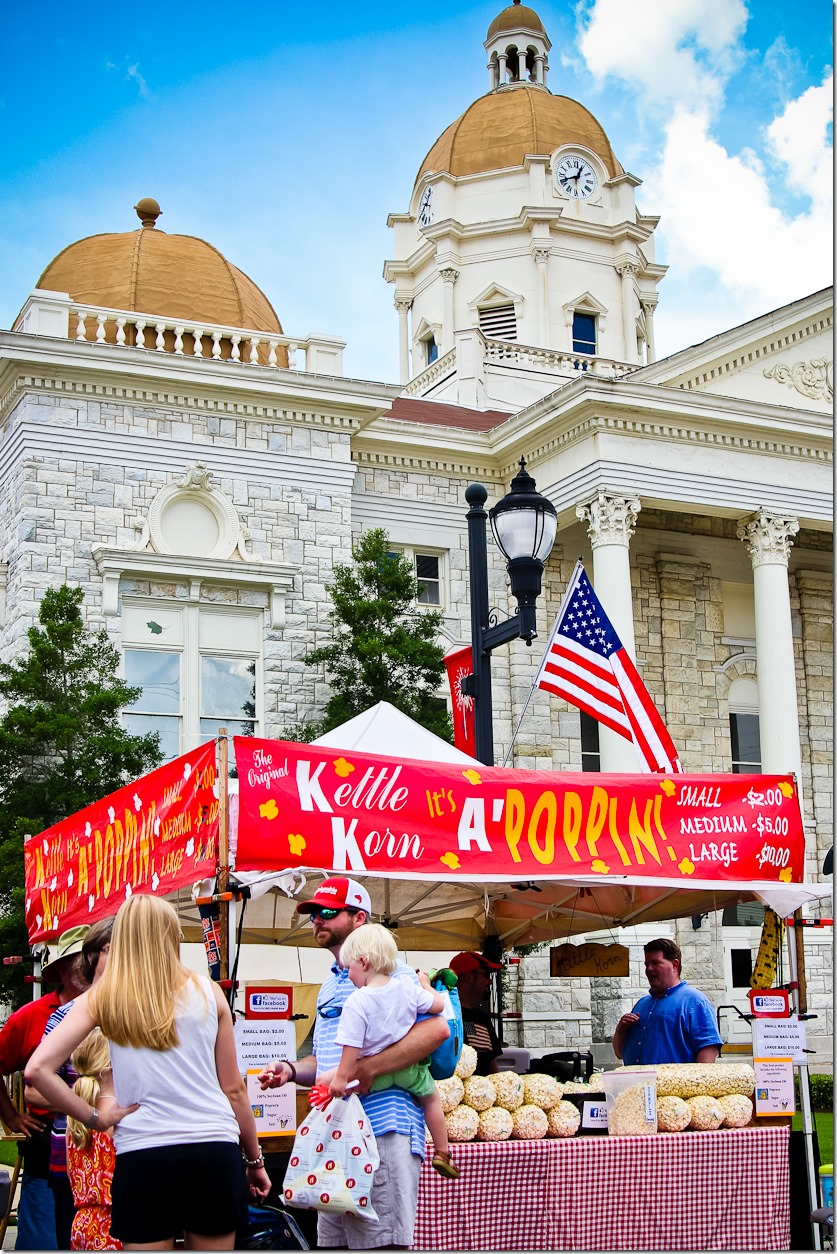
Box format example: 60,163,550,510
394,298,412,314
439,267,460,285
576,491,641,548
737,510,800,567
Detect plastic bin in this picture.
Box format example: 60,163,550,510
819,1164,833,1209
602,1068,657,1136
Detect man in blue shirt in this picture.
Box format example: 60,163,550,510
612,938,723,1065
259,876,448,1250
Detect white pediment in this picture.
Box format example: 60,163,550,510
634,288,833,412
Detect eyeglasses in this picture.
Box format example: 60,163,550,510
308,906,357,921
317,999,343,1019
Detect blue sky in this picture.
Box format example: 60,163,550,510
1,0,832,381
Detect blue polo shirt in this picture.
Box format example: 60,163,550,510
313,960,427,1158
621,980,723,1065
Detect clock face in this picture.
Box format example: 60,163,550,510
418,186,434,227
555,155,598,200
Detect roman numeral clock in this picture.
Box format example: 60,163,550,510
554,154,598,199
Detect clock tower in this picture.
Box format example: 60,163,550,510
384,2,667,403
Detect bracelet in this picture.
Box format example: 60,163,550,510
242,1151,265,1168
84,1107,99,1130
285,1062,297,1083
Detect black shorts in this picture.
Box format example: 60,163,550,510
110,1141,247,1243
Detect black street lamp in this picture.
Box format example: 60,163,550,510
463,458,557,765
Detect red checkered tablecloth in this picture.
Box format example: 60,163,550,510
413,1125,790,1251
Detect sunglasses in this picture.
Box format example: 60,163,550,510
308,906,357,921
317,998,343,1019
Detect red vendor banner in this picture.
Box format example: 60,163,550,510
234,738,805,886
24,742,220,944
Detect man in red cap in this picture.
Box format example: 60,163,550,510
259,876,448,1250
449,951,504,1076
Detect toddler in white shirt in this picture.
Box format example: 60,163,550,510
323,923,459,1179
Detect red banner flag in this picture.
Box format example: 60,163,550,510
444,646,476,756
234,737,805,886
24,742,220,944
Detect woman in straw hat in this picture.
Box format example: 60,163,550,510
26,895,270,1251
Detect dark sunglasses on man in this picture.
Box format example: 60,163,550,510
308,906,358,921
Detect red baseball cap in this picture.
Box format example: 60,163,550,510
449,951,503,976
296,876,372,916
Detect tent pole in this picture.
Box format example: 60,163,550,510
786,910,820,1250
217,728,230,984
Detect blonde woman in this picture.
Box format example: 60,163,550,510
27,896,270,1251
67,1029,120,1251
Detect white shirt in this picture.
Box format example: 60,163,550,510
109,974,239,1153
334,975,436,1059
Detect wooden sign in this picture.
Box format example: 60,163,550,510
550,942,629,978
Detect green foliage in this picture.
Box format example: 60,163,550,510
305,529,453,741
280,720,325,743
0,585,162,1010
806,1073,834,1113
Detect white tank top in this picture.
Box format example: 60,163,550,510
109,974,239,1153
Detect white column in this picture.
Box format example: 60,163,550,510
533,248,550,346
640,297,657,363
439,268,459,352
395,299,411,384
616,260,639,363
737,510,803,787
534,54,544,84
576,491,641,772
499,52,508,83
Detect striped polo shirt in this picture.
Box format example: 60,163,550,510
313,961,426,1158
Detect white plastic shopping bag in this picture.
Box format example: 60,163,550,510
282,1094,380,1220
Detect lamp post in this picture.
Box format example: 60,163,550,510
464,458,557,765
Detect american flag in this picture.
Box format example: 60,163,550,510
536,560,682,773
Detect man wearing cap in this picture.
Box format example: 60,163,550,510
259,876,448,1250
449,952,504,1076
0,925,89,1251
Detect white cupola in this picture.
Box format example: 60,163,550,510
484,1,551,90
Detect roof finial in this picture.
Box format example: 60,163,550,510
134,198,162,229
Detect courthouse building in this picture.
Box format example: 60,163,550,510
0,3,832,1060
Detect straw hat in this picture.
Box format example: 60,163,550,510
41,925,90,984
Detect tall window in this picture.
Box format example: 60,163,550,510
121,602,260,761
580,711,601,771
389,548,444,607
572,311,597,354
730,712,761,773
425,335,439,365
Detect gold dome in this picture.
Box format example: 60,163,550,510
417,88,623,182
487,3,545,39
29,214,283,335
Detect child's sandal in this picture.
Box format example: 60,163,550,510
432,1151,460,1179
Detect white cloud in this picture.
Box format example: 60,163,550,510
650,104,832,308
765,74,834,205
578,0,748,114
126,64,152,99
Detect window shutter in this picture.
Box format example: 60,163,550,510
479,303,517,341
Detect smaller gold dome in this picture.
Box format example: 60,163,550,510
20,203,287,366
417,89,623,182
487,2,545,39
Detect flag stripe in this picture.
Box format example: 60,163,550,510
538,679,634,739
542,656,631,725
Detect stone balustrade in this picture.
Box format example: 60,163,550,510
14,288,346,376
484,337,636,378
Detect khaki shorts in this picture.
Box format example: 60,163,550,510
316,1131,421,1249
